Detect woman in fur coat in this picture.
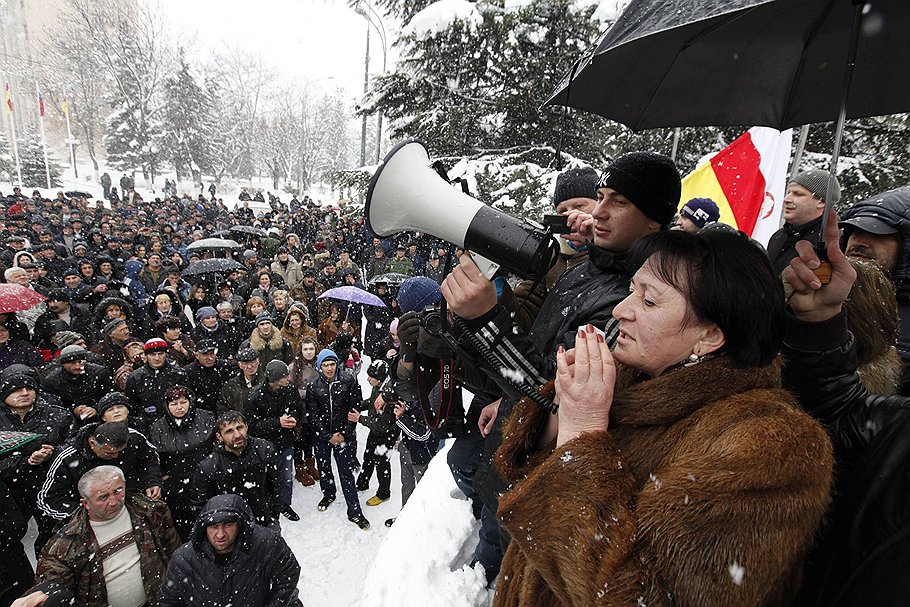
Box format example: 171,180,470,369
492,230,833,607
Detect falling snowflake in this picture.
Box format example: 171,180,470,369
728,562,745,586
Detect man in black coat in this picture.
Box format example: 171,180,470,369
124,338,187,432
191,410,282,529
0,374,76,557
184,339,234,414
159,494,301,607
783,213,910,606
245,360,303,521
37,421,161,522
40,345,114,423
32,290,91,351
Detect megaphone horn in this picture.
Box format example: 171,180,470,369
365,140,558,280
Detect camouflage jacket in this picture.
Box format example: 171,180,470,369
34,492,180,607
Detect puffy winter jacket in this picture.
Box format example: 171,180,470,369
148,403,215,509
784,311,910,606
191,437,281,527
305,366,361,444
158,493,301,607
246,382,304,451
124,362,188,431
41,362,114,415
184,359,235,413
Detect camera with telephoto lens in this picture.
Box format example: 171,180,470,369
417,304,444,336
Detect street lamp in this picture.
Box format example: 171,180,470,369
355,0,387,165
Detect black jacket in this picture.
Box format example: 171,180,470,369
246,382,304,451
305,372,361,443
184,360,235,413
783,311,910,606
158,494,301,607
41,363,114,415
124,362,188,430
191,437,281,527
37,423,161,520
766,215,824,277
148,404,215,509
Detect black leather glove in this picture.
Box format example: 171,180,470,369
397,311,420,359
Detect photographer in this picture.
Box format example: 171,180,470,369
441,152,682,584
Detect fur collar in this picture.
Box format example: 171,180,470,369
249,329,284,352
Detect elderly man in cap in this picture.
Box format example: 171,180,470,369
159,494,301,607
246,360,304,521
839,186,910,394
16,466,179,607
240,313,293,367
0,372,76,557
123,338,187,432
91,317,133,373
41,345,114,424
767,169,841,275
184,338,234,414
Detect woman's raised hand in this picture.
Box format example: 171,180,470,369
554,324,615,447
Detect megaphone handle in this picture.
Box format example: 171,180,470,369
473,255,501,280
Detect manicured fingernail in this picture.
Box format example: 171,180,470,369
597,333,605,344
577,329,586,339
586,324,594,333
558,345,565,353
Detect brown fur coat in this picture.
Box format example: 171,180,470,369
493,356,833,607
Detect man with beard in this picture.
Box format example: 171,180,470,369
41,345,114,423
191,411,282,529
839,186,910,394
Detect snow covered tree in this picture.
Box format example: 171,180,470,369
0,128,14,183
18,126,62,188
162,52,216,183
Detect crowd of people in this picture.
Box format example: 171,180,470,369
0,154,906,606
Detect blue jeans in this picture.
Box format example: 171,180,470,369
279,446,295,506
314,439,363,518
474,504,504,576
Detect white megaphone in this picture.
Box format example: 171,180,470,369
365,140,559,280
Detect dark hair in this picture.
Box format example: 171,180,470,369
92,421,130,447
155,315,181,333
216,410,246,430
627,230,784,368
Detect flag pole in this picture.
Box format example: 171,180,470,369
63,93,78,179
36,83,51,189
5,83,22,185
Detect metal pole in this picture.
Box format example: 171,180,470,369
789,124,810,181
36,83,51,189
374,49,386,164
819,1,864,247
7,102,21,186
670,127,681,162
63,93,78,179
360,23,370,167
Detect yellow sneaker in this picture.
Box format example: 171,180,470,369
366,495,389,507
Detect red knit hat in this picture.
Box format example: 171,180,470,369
143,338,168,353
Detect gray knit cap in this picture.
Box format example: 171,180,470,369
790,169,841,205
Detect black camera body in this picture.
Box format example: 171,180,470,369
417,304,444,336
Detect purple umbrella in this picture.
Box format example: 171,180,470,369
318,286,387,308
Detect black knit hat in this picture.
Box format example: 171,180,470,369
97,392,130,418
553,167,599,208
0,373,37,402
597,152,682,226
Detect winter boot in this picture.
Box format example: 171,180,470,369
305,456,319,479
348,514,371,530
317,496,335,512
366,494,389,506
282,505,301,521
295,463,315,487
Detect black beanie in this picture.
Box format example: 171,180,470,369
97,392,130,418
0,373,37,402
597,152,681,226
552,167,599,208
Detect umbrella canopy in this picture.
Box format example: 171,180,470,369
0,284,46,313
64,190,93,199
186,238,242,252
318,286,387,308
229,225,266,237
367,272,409,287
546,0,909,130
181,258,245,278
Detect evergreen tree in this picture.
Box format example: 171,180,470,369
18,126,62,188
162,51,217,183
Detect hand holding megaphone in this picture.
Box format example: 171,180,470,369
440,252,499,320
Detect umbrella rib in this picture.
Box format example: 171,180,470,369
780,0,839,128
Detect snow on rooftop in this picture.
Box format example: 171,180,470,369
403,0,483,38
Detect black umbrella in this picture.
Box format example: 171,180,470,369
65,190,93,199
547,0,908,261
181,258,245,278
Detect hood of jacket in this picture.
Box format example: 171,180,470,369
190,493,256,556
124,260,144,280
93,296,134,324
146,288,183,318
